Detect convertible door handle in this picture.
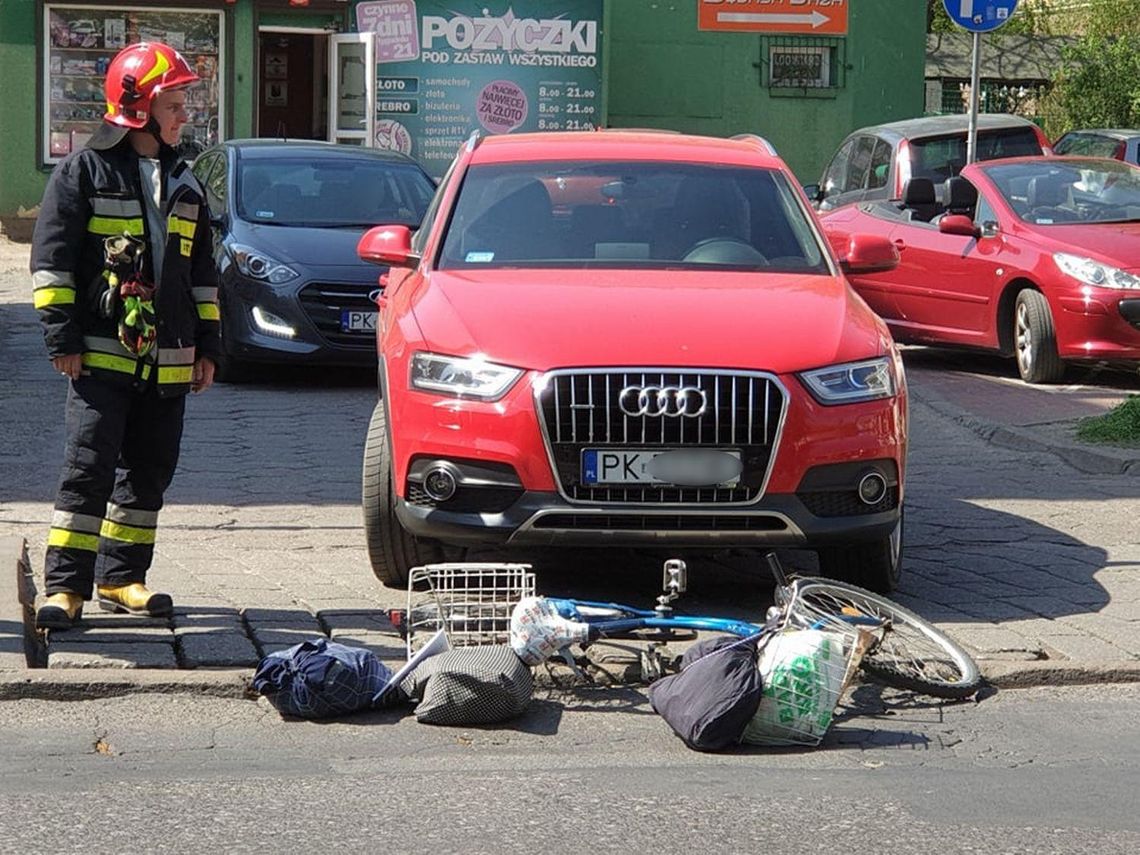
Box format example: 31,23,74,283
893,239,907,251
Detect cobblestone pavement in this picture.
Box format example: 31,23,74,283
1,234,1137,688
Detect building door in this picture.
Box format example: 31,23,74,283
328,33,374,146
257,30,328,139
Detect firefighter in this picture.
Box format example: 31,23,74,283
32,42,221,628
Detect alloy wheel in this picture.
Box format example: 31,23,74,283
1016,301,1033,376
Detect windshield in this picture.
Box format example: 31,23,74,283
237,156,434,228
437,161,829,272
909,128,1042,184
980,158,1140,224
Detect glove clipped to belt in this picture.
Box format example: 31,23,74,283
100,234,157,357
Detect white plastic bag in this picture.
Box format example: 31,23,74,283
742,629,852,746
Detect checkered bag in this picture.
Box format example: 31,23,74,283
401,645,534,726
252,638,401,719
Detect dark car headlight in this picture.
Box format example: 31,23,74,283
230,243,299,285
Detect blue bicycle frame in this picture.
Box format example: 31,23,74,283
547,597,763,641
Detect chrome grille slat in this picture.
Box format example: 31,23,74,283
537,368,787,506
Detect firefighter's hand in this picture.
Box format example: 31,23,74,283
52,354,82,380
191,357,215,393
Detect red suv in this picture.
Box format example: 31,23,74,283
358,131,908,591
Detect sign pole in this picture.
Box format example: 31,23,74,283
966,30,982,164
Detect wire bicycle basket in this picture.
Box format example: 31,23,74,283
405,563,536,656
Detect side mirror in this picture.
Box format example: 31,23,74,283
938,214,980,238
357,225,419,267
802,183,822,202
839,233,899,274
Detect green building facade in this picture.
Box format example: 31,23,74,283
0,0,925,220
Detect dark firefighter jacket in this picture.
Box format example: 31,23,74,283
31,138,220,397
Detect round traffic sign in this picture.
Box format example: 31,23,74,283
941,0,1020,33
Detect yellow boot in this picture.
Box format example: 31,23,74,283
96,583,173,617
36,592,84,629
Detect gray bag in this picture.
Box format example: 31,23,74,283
401,645,534,726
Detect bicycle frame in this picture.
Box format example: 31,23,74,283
547,597,764,641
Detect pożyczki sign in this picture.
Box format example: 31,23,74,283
356,0,604,177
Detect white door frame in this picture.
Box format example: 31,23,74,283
328,33,374,146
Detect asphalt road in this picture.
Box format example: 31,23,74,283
0,683,1137,854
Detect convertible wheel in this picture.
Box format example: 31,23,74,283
1014,289,1065,384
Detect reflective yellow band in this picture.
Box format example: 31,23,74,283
88,216,145,236
34,287,76,308
158,365,193,385
180,238,192,257
197,303,220,321
48,528,99,552
169,217,196,238
99,520,156,545
82,351,151,379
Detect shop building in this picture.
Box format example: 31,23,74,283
0,0,925,221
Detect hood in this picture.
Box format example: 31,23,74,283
1023,221,1140,271
409,269,890,374
230,221,371,266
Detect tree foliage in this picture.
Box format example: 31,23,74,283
1049,34,1140,133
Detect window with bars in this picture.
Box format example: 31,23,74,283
759,36,846,90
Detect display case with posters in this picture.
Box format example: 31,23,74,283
42,5,224,164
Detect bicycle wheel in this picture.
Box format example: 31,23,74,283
789,579,981,699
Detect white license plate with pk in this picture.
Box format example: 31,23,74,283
581,448,742,487
341,310,377,332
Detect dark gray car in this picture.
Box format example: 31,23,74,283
807,113,1050,212
191,140,436,379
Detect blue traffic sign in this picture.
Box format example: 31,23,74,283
941,0,1019,33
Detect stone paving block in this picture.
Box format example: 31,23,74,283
326,630,405,660
298,596,381,613
48,642,178,669
955,627,1041,655
318,609,397,633
177,630,260,668
1006,596,1092,619
0,633,29,670
1040,634,1134,662
172,614,245,636
247,627,327,649
46,624,175,645
243,607,322,628
952,600,1040,621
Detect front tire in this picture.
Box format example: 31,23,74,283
791,579,982,699
1015,289,1065,384
816,512,904,594
362,401,461,587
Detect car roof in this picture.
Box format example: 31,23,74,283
218,138,420,164
469,130,785,168
847,113,1039,144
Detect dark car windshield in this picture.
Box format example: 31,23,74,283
437,161,829,272
981,158,1140,224
237,156,434,228
909,128,1042,184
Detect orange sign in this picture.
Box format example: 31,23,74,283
698,1,849,35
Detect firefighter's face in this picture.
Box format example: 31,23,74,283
151,90,189,146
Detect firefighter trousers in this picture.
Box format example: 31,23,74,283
44,374,185,598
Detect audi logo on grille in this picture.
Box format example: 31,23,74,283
618,385,708,418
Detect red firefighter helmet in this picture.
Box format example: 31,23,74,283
103,42,199,129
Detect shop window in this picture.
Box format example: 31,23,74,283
43,4,224,165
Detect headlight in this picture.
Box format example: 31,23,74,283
799,357,896,405
410,352,523,400
1054,252,1140,290
230,244,299,284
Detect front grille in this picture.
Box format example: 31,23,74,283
531,513,789,531
298,282,377,348
798,486,899,517
536,369,786,505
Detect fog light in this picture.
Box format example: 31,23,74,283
251,306,296,339
857,472,888,505
423,465,458,502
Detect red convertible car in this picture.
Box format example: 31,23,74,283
821,156,1140,383
356,131,909,592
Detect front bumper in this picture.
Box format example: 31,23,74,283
396,488,901,548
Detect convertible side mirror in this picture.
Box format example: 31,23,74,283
358,225,420,267
939,214,981,238
802,183,822,202
839,233,899,274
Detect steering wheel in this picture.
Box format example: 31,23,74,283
681,237,768,265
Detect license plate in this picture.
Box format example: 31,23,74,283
581,448,742,487
341,310,377,332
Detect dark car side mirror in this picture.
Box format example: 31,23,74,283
839,233,899,274
358,225,420,267
802,183,822,202
938,214,980,238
